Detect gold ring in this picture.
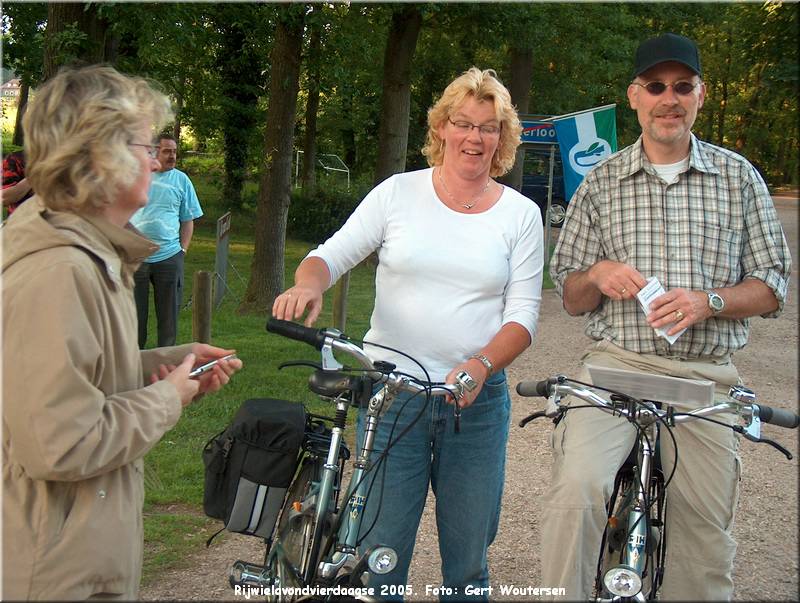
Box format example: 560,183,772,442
674,310,685,321
620,287,627,295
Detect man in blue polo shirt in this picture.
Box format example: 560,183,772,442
131,135,203,348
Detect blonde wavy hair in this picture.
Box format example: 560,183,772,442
23,64,173,212
422,67,523,178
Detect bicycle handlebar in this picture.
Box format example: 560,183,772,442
266,318,462,398
267,318,327,349
516,377,800,429
756,404,800,429
516,378,556,398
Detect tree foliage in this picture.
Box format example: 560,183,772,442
4,1,797,309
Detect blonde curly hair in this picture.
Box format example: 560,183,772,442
23,64,173,212
422,67,522,178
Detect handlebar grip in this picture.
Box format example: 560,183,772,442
516,379,552,398
757,404,800,429
266,318,326,350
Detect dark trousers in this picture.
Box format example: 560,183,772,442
133,251,184,348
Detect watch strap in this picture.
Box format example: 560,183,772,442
470,353,494,376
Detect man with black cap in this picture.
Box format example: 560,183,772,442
543,33,791,599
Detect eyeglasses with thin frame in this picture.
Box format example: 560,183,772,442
448,118,501,137
128,143,159,158
632,80,699,96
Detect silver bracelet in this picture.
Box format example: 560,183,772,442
469,353,493,376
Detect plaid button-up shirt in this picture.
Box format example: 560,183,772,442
551,134,791,360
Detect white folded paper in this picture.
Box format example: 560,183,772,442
636,276,686,344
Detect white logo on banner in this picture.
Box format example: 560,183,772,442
568,112,612,176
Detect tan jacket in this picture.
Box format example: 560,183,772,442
2,198,192,599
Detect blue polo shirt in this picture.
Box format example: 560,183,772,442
131,168,203,263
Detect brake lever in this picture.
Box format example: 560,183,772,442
278,360,323,371
519,411,548,428
519,407,566,428
736,426,793,460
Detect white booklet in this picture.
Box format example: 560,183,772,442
636,276,686,344
586,363,715,405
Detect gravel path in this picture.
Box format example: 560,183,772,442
142,200,798,601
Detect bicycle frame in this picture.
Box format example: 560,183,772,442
231,320,461,600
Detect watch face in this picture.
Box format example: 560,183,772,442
709,292,724,312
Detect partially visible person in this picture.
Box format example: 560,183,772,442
2,64,242,600
2,149,34,215
130,134,203,348
273,67,543,600
544,33,791,600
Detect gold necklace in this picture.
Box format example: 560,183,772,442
437,167,491,210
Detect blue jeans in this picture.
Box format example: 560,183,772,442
355,371,511,601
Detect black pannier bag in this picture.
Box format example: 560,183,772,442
203,398,306,539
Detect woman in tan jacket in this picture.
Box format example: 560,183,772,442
1,65,242,600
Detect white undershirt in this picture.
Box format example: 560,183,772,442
307,168,544,380
652,156,690,185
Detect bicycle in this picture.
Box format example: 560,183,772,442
229,318,466,601
517,370,799,602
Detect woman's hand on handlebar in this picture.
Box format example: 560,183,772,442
273,284,323,327
445,360,487,409
273,257,331,326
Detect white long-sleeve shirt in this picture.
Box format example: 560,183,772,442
308,167,544,381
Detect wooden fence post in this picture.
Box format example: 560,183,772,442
192,270,212,343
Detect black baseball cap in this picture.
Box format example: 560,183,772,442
633,33,702,78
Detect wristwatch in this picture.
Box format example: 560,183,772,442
469,353,494,377
705,290,725,315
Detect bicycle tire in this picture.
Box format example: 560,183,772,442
271,457,329,594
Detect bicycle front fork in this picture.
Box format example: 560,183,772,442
602,429,657,600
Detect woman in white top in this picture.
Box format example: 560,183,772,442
273,67,543,600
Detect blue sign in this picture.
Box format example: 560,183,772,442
521,120,557,145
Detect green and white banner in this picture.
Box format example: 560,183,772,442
551,104,617,201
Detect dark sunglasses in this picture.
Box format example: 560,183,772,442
632,80,699,96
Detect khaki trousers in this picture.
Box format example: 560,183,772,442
539,340,742,601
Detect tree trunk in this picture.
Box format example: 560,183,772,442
716,30,733,146
172,79,185,144
12,81,30,147
43,2,113,81
219,19,260,209
734,64,765,152
341,87,357,169
301,22,322,193
499,46,533,191
240,10,305,314
373,5,422,185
